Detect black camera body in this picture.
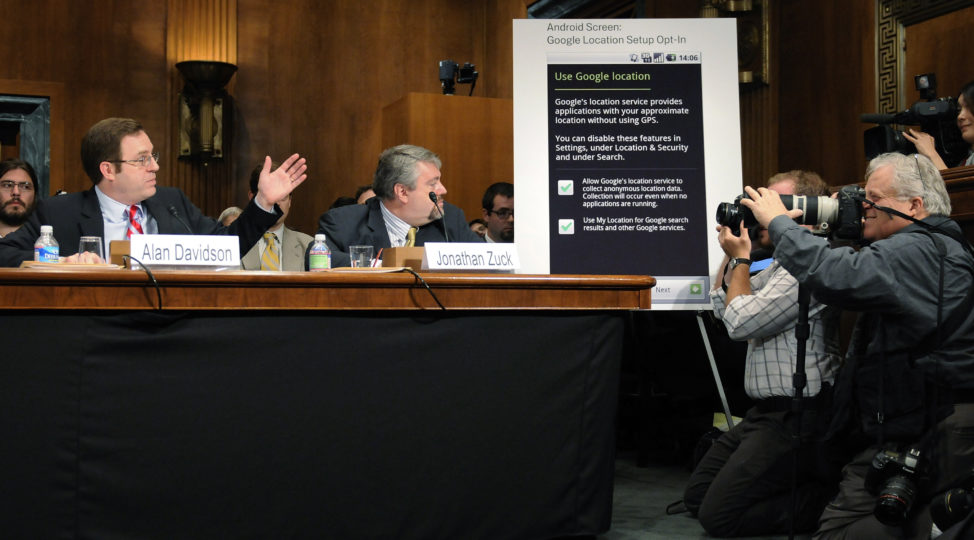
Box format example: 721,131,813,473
439,60,478,95
864,447,923,526
862,73,968,164
714,185,865,241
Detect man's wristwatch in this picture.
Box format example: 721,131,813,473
721,257,753,292
727,257,752,273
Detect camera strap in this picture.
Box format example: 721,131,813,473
909,226,974,357
861,222,971,446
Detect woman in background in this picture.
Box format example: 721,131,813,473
904,80,974,169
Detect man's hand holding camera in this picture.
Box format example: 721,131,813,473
739,186,806,229
716,222,754,302
716,223,751,259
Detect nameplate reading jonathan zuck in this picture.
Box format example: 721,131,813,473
423,242,519,272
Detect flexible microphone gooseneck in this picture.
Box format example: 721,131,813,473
428,192,449,242
168,205,194,234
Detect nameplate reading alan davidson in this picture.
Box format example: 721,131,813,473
129,234,241,268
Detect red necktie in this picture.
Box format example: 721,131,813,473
127,205,144,238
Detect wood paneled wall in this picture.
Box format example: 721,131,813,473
0,1,169,194
234,0,525,232
904,5,974,111
0,0,524,235
777,0,876,187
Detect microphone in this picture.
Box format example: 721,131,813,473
168,205,194,234
860,113,895,124
429,192,449,242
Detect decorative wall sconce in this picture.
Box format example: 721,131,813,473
176,60,237,160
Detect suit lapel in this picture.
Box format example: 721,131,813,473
143,195,174,234
241,241,260,270
280,227,295,270
416,216,446,245
367,201,392,249
79,189,106,238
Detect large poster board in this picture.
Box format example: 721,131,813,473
513,19,742,310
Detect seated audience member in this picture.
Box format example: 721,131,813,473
313,144,483,267
354,184,375,204
330,196,356,209
0,158,39,238
683,171,841,537
468,218,487,238
481,181,513,243
904,80,974,169
241,162,312,271
741,153,974,538
218,206,242,226
0,117,307,266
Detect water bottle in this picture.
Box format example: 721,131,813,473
309,233,331,271
34,225,59,262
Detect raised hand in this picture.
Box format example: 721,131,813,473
902,129,948,170
255,153,308,209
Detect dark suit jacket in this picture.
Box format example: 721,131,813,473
0,186,280,267
316,197,483,267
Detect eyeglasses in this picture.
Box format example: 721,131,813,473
109,152,160,168
0,180,33,192
488,208,514,219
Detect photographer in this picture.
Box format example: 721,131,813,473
741,153,974,538
903,80,974,169
683,171,842,537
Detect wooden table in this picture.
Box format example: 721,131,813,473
0,268,653,310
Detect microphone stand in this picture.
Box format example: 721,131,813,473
428,192,449,242
168,205,194,234
789,283,810,540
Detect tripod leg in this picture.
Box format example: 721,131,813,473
697,311,735,430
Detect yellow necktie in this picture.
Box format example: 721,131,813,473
261,232,280,271
405,227,417,247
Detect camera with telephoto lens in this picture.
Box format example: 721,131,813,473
864,447,923,526
714,185,865,240
861,73,968,164
930,469,974,532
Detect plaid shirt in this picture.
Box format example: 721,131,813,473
711,261,841,399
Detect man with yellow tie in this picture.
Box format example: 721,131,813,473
240,162,313,271
312,144,483,267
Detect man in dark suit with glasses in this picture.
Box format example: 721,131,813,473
0,117,307,266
